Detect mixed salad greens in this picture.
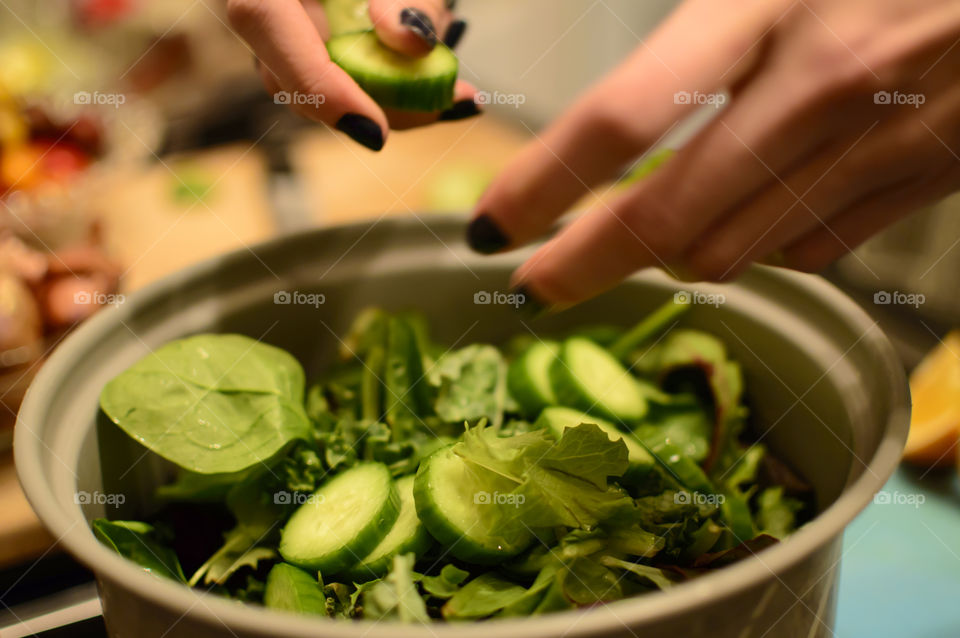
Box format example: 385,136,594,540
91,300,810,622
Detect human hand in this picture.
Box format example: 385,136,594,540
467,0,960,307
227,0,476,151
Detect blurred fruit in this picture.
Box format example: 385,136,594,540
0,41,52,96
0,143,43,193
73,0,137,28
65,114,105,156
903,331,960,468
0,100,28,148
42,275,109,327
38,141,91,182
0,270,43,365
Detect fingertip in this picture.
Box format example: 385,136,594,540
443,19,467,48
400,7,439,48
438,99,481,121
335,113,386,151
510,282,552,318
466,214,509,254
370,1,447,57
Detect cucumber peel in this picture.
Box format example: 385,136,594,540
327,30,458,111
414,446,532,564
344,475,432,581
550,337,649,423
507,341,559,416
279,463,400,575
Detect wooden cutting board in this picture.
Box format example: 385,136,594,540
290,116,530,223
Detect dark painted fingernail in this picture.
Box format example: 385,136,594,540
443,19,467,48
467,214,508,254
512,284,549,318
439,99,481,121
400,8,438,47
336,113,384,151
445,0,457,9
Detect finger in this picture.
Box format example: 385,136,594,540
507,75,868,305
229,0,388,150
782,164,960,273
384,80,479,129
466,0,784,254
258,61,283,99
369,0,452,57
300,0,329,40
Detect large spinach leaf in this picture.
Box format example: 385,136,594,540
100,334,312,474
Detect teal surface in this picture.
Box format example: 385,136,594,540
837,467,960,637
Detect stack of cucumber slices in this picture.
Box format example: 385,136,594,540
92,301,809,622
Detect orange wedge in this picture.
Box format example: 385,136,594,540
903,331,960,468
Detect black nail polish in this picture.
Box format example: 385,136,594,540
439,99,481,121
336,113,384,151
400,8,438,47
512,284,549,318
445,0,457,9
467,214,509,254
443,19,467,48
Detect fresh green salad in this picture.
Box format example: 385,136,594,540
92,301,810,622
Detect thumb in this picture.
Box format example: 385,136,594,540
368,0,453,57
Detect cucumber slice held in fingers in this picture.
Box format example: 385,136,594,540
279,463,400,575
320,0,374,37
326,30,459,111
550,337,649,423
343,475,433,581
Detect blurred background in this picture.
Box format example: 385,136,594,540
0,1,957,636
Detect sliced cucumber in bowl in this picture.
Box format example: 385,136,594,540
414,445,532,564
279,462,400,575
343,475,433,581
550,337,649,423
507,341,559,416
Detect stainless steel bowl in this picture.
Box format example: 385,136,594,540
15,217,909,638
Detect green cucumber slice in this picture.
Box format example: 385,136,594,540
550,337,648,422
320,0,373,36
344,475,432,580
279,463,399,575
326,31,458,111
507,341,559,416
264,563,327,615
414,446,532,564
